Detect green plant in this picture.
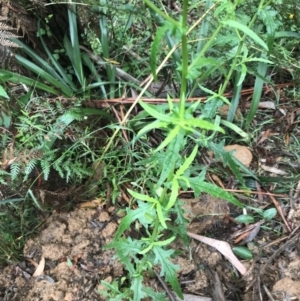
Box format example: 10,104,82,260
99,0,284,299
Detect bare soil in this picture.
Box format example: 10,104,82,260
1,194,300,300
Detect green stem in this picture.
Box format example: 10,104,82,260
179,0,188,119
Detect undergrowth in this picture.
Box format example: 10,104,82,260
0,0,299,299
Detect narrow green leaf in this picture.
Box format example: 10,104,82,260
136,120,168,141
232,246,253,259
166,179,179,210
185,118,224,133
156,202,167,229
139,101,172,122
176,145,198,176
237,64,247,86
154,236,176,247
274,31,300,39
0,70,59,95
223,20,268,51
155,125,180,152
139,242,154,255
128,189,158,203
246,53,268,127
220,119,249,139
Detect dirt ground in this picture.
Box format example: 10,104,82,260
1,194,300,301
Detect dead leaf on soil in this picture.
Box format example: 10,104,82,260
187,232,247,276
260,164,288,175
32,256,45,277
175,295,212,301
224,144,253,167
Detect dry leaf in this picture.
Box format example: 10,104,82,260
261,164,287,175
187,232,247,275
224,144,253,167
218,105,243,121
32,256,45,277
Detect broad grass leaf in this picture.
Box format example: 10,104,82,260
15,55,72,97
223,20,268,51
274,31,300,39
246,54,268,127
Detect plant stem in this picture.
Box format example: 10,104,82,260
179,0,188,119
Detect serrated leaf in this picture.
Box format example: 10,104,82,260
232,246,253,259
152,246,183,299
194,181,243,208
131,275,146,301
106,237,143,274
186,170,207,197
156,131,184,189
142,287,168,301
235,214,255,224
263,208,277,220
223,20,268,51
114,201,154,240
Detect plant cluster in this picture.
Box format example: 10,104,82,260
0,0,299,298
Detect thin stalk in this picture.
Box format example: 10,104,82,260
179,0,189,119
